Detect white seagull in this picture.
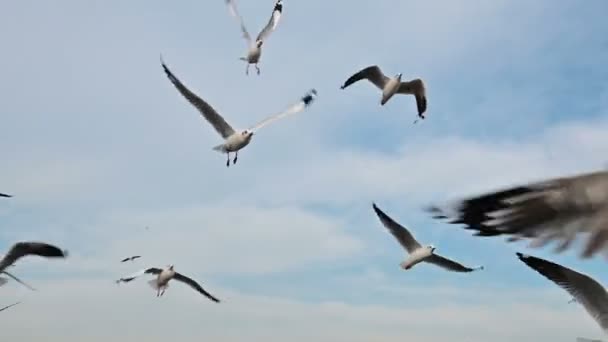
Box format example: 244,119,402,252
517,252,608,336
0,241,68,274
426,169,608,259
0,302,21,313
372,203,483,272
116,265,220,302
225,0,283,75
161,57,317,167
340,65,427,122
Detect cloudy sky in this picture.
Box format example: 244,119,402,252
1,0,608,341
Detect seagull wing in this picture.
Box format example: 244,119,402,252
161,58,236,139
2,271,36,291
0,193,11,198
225,0,252,43
517,252,608,333
0,241,67,273
372,203,422,254
116,267,162,283
340,65,389,90
120,257,130,263
256,0,283,42
397,78,427,115
173,272,220,303
0,302,20,313
248,89,317,133
424,254,483,273
426,170,608,259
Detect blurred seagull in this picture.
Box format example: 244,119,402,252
0,302,21,313
426,170,608,259
340,65,427,122
120,256,141,263
161,57,317,167
517,252,608,336
225,0,283,75
0,241,68,274
372,203,483,272
116,265,220,302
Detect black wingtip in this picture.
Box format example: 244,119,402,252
516,252,527,260
302,89,317,105
0,193,12,198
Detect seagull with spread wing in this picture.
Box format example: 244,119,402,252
341,65,427,122
426,170,608,259
372,203,483,272
161,57,317,167
517,252,608,337
116,265,220,303
225,0,283,75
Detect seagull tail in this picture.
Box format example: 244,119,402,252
212,144,227,153
147,279,161,290
239,57,248,62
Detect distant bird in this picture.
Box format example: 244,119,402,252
372,203,483,272
340,65,427,122
425,170,608,259
0,302,21,313
0,271,36,291
0,241,68,274
0,193,11,198
120,256,141,263
161,58,317,167
517,252,608,335
116,265,220,302
577,338,604,342
225,0,283,75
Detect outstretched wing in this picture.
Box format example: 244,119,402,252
161,57,235,139
397,78,427,115
0,302,20,313
0,241,67,273
0,193,11,198
340,65,389,90
116,267,162,283
372,203,421,253
225,0,252,43
424,254,483,273
248,89,317,132
256,0,283,42
173,272,220,303
426,170,608,259
2,271,36,291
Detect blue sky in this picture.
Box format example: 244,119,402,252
1,0,608,341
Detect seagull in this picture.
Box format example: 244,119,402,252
0,271,36,291
116,265,220,302
340,65,427,122
517,252,608,336
225,0,282,75
0,302,21,313
425,170,608,259
372,203,483,272
120,256,141,263
0,193,11,198
0,241,67,274
577,338,604,342
161,58,317,167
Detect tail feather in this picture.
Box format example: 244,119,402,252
213,144,226,153
147,279,160,290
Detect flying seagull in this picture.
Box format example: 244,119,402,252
0,193,11,198
372,203,483,272
116,265,220,302
225,0,283,75
425,170,608,259
340,65,427,122
120,255,141,263
0,302,21,313
0,241,68,274
517,252,608,336
0,271,36,291
161,57,317,167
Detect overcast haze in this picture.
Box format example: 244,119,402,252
1,0,608,341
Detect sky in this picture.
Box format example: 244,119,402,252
1,0,608,341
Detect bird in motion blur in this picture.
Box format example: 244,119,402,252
120,255,141,263
341,65,427,122
161,57,317,167
225,0,283,75
426,169,608,259
116,265,220,302
0,241,68,274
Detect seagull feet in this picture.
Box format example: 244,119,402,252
233,154,238,165
256,65,260,75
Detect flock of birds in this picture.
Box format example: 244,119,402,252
2,0,608,340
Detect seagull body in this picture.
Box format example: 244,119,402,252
426,170,608,259
161,58,317,167
120,255,141,263
517,252,608,335
225,0,283,75
116,265,220,302
341,65,427,121
372,203,483,272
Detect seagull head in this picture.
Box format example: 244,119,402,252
255,40,264,48
241,130,254,138
168,264,175,270
396,73,403,80
427,244,436,252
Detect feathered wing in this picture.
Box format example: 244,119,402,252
116,267,162,283
248,89,317,132
372,203,422,253
425,170,608,259
397,79,427,115
2,271,36,291
0,193,11,198
517,252,608,334
0,241,67,273
161,57,236,139
225,0,252,43
256,0,283,42
340,65,389,90
424,254,483,272
0,302,20,313
173,272,220,302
